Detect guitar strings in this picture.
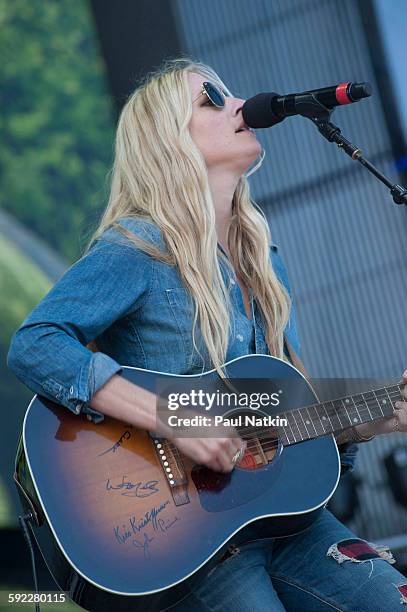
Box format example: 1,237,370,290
236,388,403,454
169,388,403,447
164,387,402,442
234,388,402,437
234,389,402,450
163,387,404,457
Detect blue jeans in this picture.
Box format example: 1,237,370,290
171,509,406,611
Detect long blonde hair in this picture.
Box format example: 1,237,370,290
89,58,291,377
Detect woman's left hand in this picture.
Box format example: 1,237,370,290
354,369,407,438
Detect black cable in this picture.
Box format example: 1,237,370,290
18,512,40,612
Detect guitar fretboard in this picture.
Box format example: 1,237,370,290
280,384,401,446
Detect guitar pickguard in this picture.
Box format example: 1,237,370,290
192,435,284,512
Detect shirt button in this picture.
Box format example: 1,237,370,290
230,278,236,285
70,386,74,394
236,334,244,342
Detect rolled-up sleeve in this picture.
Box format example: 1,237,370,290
7,238,152,422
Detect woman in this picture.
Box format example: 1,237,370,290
8,58,407,610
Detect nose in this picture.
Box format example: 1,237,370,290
227,96,245,117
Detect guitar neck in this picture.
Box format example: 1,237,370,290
280,383,401,446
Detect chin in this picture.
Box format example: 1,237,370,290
242,146,263,173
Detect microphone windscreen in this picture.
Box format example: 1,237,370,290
242,92,284,128
348,82,372,101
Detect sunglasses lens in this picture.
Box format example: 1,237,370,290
203,82,225,107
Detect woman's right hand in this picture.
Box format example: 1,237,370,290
171,431,247,473
90,376,246,472
154,401,247,473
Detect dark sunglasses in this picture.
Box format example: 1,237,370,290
194,81,227,108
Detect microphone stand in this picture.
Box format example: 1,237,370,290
296,97,407,206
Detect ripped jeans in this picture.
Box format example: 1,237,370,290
170,509,407,611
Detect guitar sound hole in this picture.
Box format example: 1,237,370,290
232,410,280,471
191,410,281,497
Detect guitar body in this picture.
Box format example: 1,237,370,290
14,355,340,611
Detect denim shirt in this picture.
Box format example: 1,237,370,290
7,217,357,473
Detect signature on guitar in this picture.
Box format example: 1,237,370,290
106,476,159,498
133,532,155,560
97,428,133,456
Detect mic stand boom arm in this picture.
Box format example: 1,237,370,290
297,95,407,206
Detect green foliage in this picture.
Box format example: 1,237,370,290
0,0,115,262
0,236,51,403
0,0,116,533
0,237,53,526
0,236,51,346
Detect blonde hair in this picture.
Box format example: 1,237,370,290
89,57,291,377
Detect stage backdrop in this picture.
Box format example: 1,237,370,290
2,0,406,550
172,0,407,542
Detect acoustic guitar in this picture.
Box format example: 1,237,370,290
14,354,400,611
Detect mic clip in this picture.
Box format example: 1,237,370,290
294,93,333,121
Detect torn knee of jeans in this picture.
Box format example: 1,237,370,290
395,584,407,605
327,538,396,565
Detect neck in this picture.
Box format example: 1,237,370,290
279,383,400,446
207,168,239,250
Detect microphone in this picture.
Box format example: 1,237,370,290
242,82,372,128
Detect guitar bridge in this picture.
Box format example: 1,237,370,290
151,437,190,506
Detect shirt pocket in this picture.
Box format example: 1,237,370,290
165,288,211,371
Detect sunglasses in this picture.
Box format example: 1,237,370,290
194,81,228,108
